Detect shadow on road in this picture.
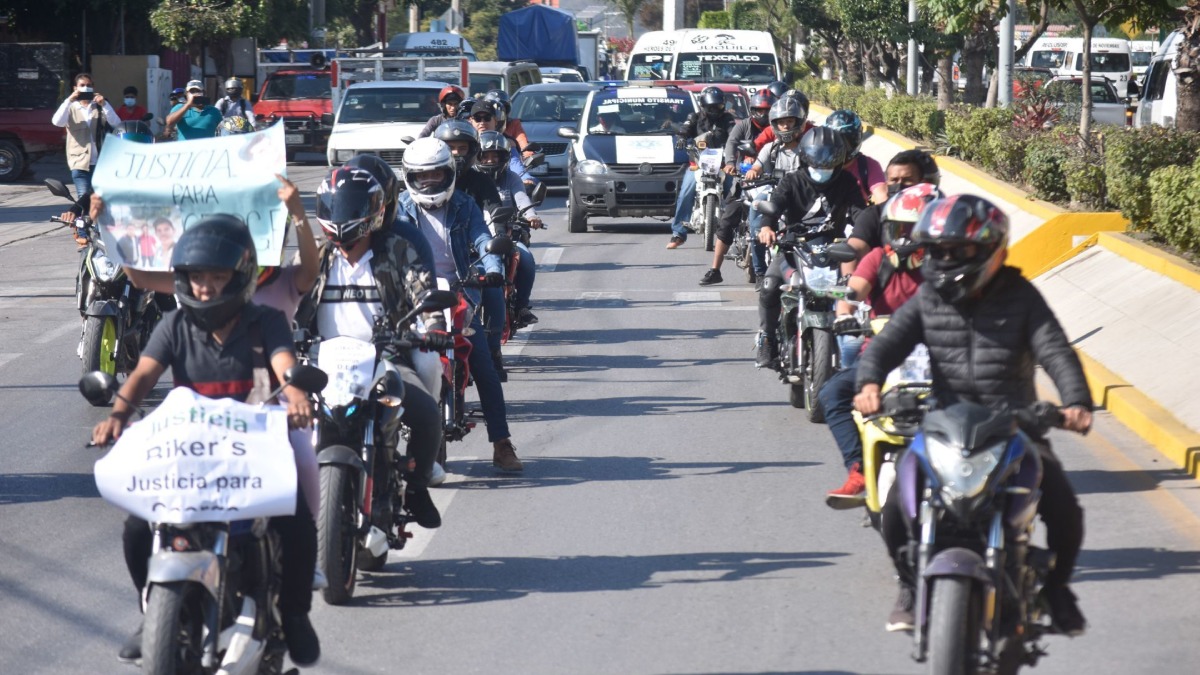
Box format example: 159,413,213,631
442,455,821,491
1074,546,1200,582
504,394,780,422
530,326,749,347
351,550,848,608
0,472,99,504
1069,467,1198,495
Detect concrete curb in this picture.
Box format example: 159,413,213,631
807,101,1200,478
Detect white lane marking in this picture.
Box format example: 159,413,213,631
538,247,564,272
0,353,22,369
389,456,476,560
502,322,538,357
35,320,81,344
673,291,722,304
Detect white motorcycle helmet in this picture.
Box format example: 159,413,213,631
402,137,457,209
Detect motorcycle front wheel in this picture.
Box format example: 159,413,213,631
702,195,717,252
81,316,117,404
928,576,982,675
803,329,836,423
141,581,207,675
317,461,359,605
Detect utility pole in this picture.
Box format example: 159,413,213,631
907,0,918,96
664,0,685,31
998,0,1015,106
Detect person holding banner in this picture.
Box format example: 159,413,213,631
91,216,321,667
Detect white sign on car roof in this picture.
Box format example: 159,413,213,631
616,88,669,98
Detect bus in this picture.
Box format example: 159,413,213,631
1025,38,1134,97
627,29,781,93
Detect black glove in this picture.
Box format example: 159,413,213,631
424,329,453,352
833,314,860,335
483,272,505,287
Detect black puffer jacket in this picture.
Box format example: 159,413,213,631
856,267,1092,424
680,110,736,147
764,168,865,233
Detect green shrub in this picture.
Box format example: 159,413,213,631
1023,132,1071,202
854,88,888,128
1062,145,1107,209
1148,159,1200,254
941,108,971,158
944,106,1013,163
908,98,944,142
983,127,1027,182
1105,127,1200,230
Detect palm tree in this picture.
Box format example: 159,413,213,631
609,0,647,37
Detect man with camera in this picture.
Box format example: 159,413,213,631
165,79,223,140
51,73,122,197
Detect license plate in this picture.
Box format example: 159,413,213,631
529,164,548,175
285,133,304,144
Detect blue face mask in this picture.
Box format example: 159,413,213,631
808,166,835,183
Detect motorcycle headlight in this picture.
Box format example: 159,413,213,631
92,251,119,282
803,265,838,292
576,159,608,175
927,436,1004,502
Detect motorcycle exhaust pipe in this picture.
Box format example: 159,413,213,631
217,597,265,675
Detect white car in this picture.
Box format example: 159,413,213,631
1043,76,1130,127
326,81,448,167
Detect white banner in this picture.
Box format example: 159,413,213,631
94,388,297,524
615,136,674,164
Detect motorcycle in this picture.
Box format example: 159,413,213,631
80,365,328,675
757,201,857,420
298,290,458,605
46,178,164,404
688,133,725,252
488,204,543,343
731,175,775,283
898,400,1068,674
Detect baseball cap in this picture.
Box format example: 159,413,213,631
186,79,203,92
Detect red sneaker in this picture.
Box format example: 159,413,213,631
826,462,867,509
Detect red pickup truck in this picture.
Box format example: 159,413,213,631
254,69,334,161
0,109,64,182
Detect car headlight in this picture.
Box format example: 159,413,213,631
927,436,1004,501
336,149,356,162
92,250,119,282
576,159,608,175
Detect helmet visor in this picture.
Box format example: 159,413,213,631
407,168,452,196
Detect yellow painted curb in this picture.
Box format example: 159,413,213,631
1008,213,1127,278
1076,351,1200,479
1097,232,1200,293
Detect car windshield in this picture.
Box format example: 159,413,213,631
585,93,695,135
1030,51,1069,69
338,87,441,123
1131,51,1153,67
1076,52,1130,73
262,73,331,101
469,74,505,93
555,71,583,83
673,53,778,84
511,91,590,122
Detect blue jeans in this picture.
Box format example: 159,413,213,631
839,335,864,368
467,313,510,442
671,169,697,239
514,242,535,310
481,285,506,354
71,168,93,199
817,366,862,470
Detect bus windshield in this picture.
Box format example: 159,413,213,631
1030,50,1069,69
1077,52,1131,72
627,54,672,81
673,53,778,84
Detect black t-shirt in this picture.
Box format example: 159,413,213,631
850,204,886,249
143,303,294,402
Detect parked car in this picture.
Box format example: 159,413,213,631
326,81,446,167
468,61,542,96
510,81,599,186
254,68,334,162
558,84,695,233
1136,29,1182,129
1043,76,1130,127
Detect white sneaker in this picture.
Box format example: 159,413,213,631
312,568,328,590
428,462,447,487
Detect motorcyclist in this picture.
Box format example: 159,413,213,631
432,118,502,214
755,126,866,368
392,137,525,473
667,87,737,249
825,109,887,204
93,216,321,668
847,149,941,259
854,194,1092,637
483,89,532,156
294,166,448,530
819,184,941,508
701,89,776,287
750,89,812,153
467,99,538,186
418,85,466,138
216,77,255,125
478,130,543,332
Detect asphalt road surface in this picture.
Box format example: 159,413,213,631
2,161,1199,674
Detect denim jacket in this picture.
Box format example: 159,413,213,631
395,189,500,304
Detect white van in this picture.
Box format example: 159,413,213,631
1135,30,1183,129
1025,38,1134,97
626,30,687,81
670,29,782,92
1130,40,1159,79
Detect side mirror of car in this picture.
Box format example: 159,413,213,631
321,113,335,127
557,127,579,140
1126,81,1140,99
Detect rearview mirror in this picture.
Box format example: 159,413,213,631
737,141,756,157
524,152,546,170
141,112,155,122
485,235,514,255
523,141,542,153
284,365,328,394
400,135,415,145
79,371,118,405
44,178,73,200
528,182,547,206
488,205,515,224
557,127,579,140
827,242,858,264
321,112,335,127
1126,81,1140,99
416,289,459,313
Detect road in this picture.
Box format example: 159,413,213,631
2,161,1199,674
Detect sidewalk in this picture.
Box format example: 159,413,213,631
0,156,76,247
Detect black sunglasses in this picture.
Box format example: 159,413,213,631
926,245,979,262
471,112,495,122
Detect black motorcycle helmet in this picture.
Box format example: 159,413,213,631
769,96,805,143
748,90,774,127
798,126,847,185
765,81,789,100
825,109,864,158
172,215,258,332
698,86,726,120
483,90,512,125
786,90,810,126
477,130,512,181
912,194,1010,305
216,116,254,136
456,97,476,120
433,118,481,173
315,166,387,248
344,153,400,226
112,120,154,143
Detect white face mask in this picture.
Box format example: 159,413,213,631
807,166,835,183
124,97,137,107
